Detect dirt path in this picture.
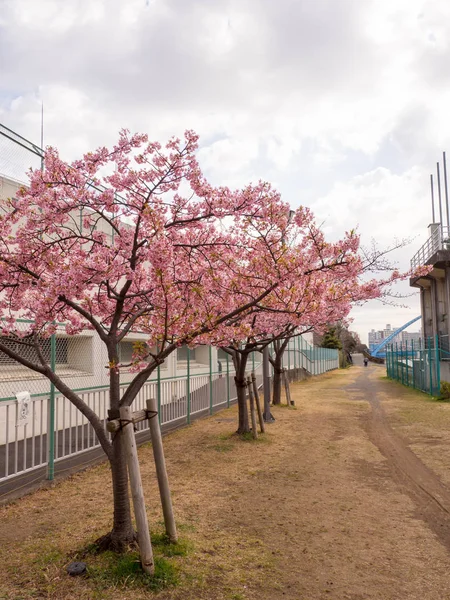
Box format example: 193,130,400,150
354,361,450,552
2,362,450,599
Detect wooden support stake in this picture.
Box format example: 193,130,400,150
247,376,258,439
107,408,148,433
119,406,154,575
251,372,265,433
283,369,294,406
146,398,178,543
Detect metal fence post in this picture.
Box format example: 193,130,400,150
405,340,409,385
47,333,56,480
209,346,213,415
435,334,440,396
417,339,420,389
421,338,425,392
389,344,392,378
421,338,425,391
186,348,191,424
386,345,390,378
392,343,395,378
226,353,230,408
428,337,433,395
157,364,161,424
401,343,404,385
396,342,399,381
390,344,394,378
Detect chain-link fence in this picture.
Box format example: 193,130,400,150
0,330,338,492
386,336,441,396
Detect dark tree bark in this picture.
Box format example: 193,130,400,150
96,347,137,551
96,434,137,551
270,337,290,405
272,359,283,405
234,351,250,434
221,347,252,434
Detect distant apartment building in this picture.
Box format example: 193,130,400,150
368,324,421,351
401,331,421,345
368,324,395,347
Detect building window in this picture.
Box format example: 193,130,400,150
119,341,134,364
177,346,196,361
119,341,154,364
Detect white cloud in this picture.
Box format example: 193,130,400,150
1,0,450,343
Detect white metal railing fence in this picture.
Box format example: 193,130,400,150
0,338,338,488
411,225,450,270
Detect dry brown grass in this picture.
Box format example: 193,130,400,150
2,366,450,599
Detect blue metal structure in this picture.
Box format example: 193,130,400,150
371,316,422,357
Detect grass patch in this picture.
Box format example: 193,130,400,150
67,528,191,594
151,532,191,557
239,432,270,443
177,522,197,533
218,432,235,441
427,395,450,403
33,548,64,566
212,443,234,452
88,551,178,592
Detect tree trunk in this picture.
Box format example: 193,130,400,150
235,379,250,433
96,433,137,552
272,357,283,405
96,356,136,552
234,352,250,434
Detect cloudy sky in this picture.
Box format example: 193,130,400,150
1,0,449,343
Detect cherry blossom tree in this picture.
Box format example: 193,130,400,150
0,129,299,549
213,221,421,417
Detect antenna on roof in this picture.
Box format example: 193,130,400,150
443,152,449,230
437,161,443,226
431,173,436,223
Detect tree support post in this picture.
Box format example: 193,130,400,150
251,372,265,433
119,406,154,575
246,376,258,439
47,333,56,480
147,398,178,543
283,369,293,406
262,346,275,422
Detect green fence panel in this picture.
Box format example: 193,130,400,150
386,336,440,397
